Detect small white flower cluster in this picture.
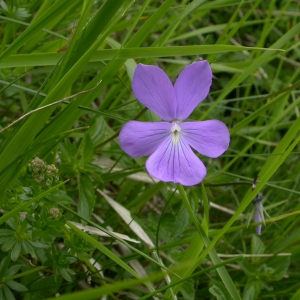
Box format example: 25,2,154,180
48,207,60,219
28,157,59,187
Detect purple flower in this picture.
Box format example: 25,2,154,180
119,61,230,186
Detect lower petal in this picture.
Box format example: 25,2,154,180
119,121,172,157
181,120,230,158
146,136,206,186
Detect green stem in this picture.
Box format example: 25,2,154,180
177,184,241,300
2,266,46,283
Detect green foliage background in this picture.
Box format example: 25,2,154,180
0,0,299,299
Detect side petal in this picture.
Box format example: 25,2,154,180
181,120,230,158
174,61,212,120
132,64,177,121
119,121,172,158
146,135,207,186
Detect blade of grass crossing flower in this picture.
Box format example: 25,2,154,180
175,184,241,300
0,45,282,68
66,221,156,293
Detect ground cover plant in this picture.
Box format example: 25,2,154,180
0,0,299,299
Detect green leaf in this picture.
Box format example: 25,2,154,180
267,256,290,281
0,229,14,236
0,255,10,280
88,116,106,146
3,284,16,300
27,240,49,249
78,173,95,219
251,235,265,263
209,283,231,300
290,288,300,300
59,268,72,282
6,280,28,292
4,265,21,278
242,279,262,300
2,237,17,252
179,278,195,300
22,241,37,258
79,133,94,166
11,242,21,261
0,288,4,299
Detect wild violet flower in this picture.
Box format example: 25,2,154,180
119,61,230,186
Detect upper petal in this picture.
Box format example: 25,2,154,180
132,64,177,121
119,121,172,158
146,135,207,186
180,120,230,158
174,61,212,120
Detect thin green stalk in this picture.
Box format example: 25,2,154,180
2,266,46,283
177,184,241,300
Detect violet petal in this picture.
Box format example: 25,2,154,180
180,120,230,158
132,64,177,121
174,61,212,120
146,135,207,186
119,121,172,158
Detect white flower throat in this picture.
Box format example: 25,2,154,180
171,122,181,144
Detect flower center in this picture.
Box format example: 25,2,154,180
171,122,181,144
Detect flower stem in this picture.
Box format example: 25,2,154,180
177,184,241,300
2,266,47,283
177,184,207,242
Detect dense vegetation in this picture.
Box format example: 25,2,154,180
0,0,300,299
